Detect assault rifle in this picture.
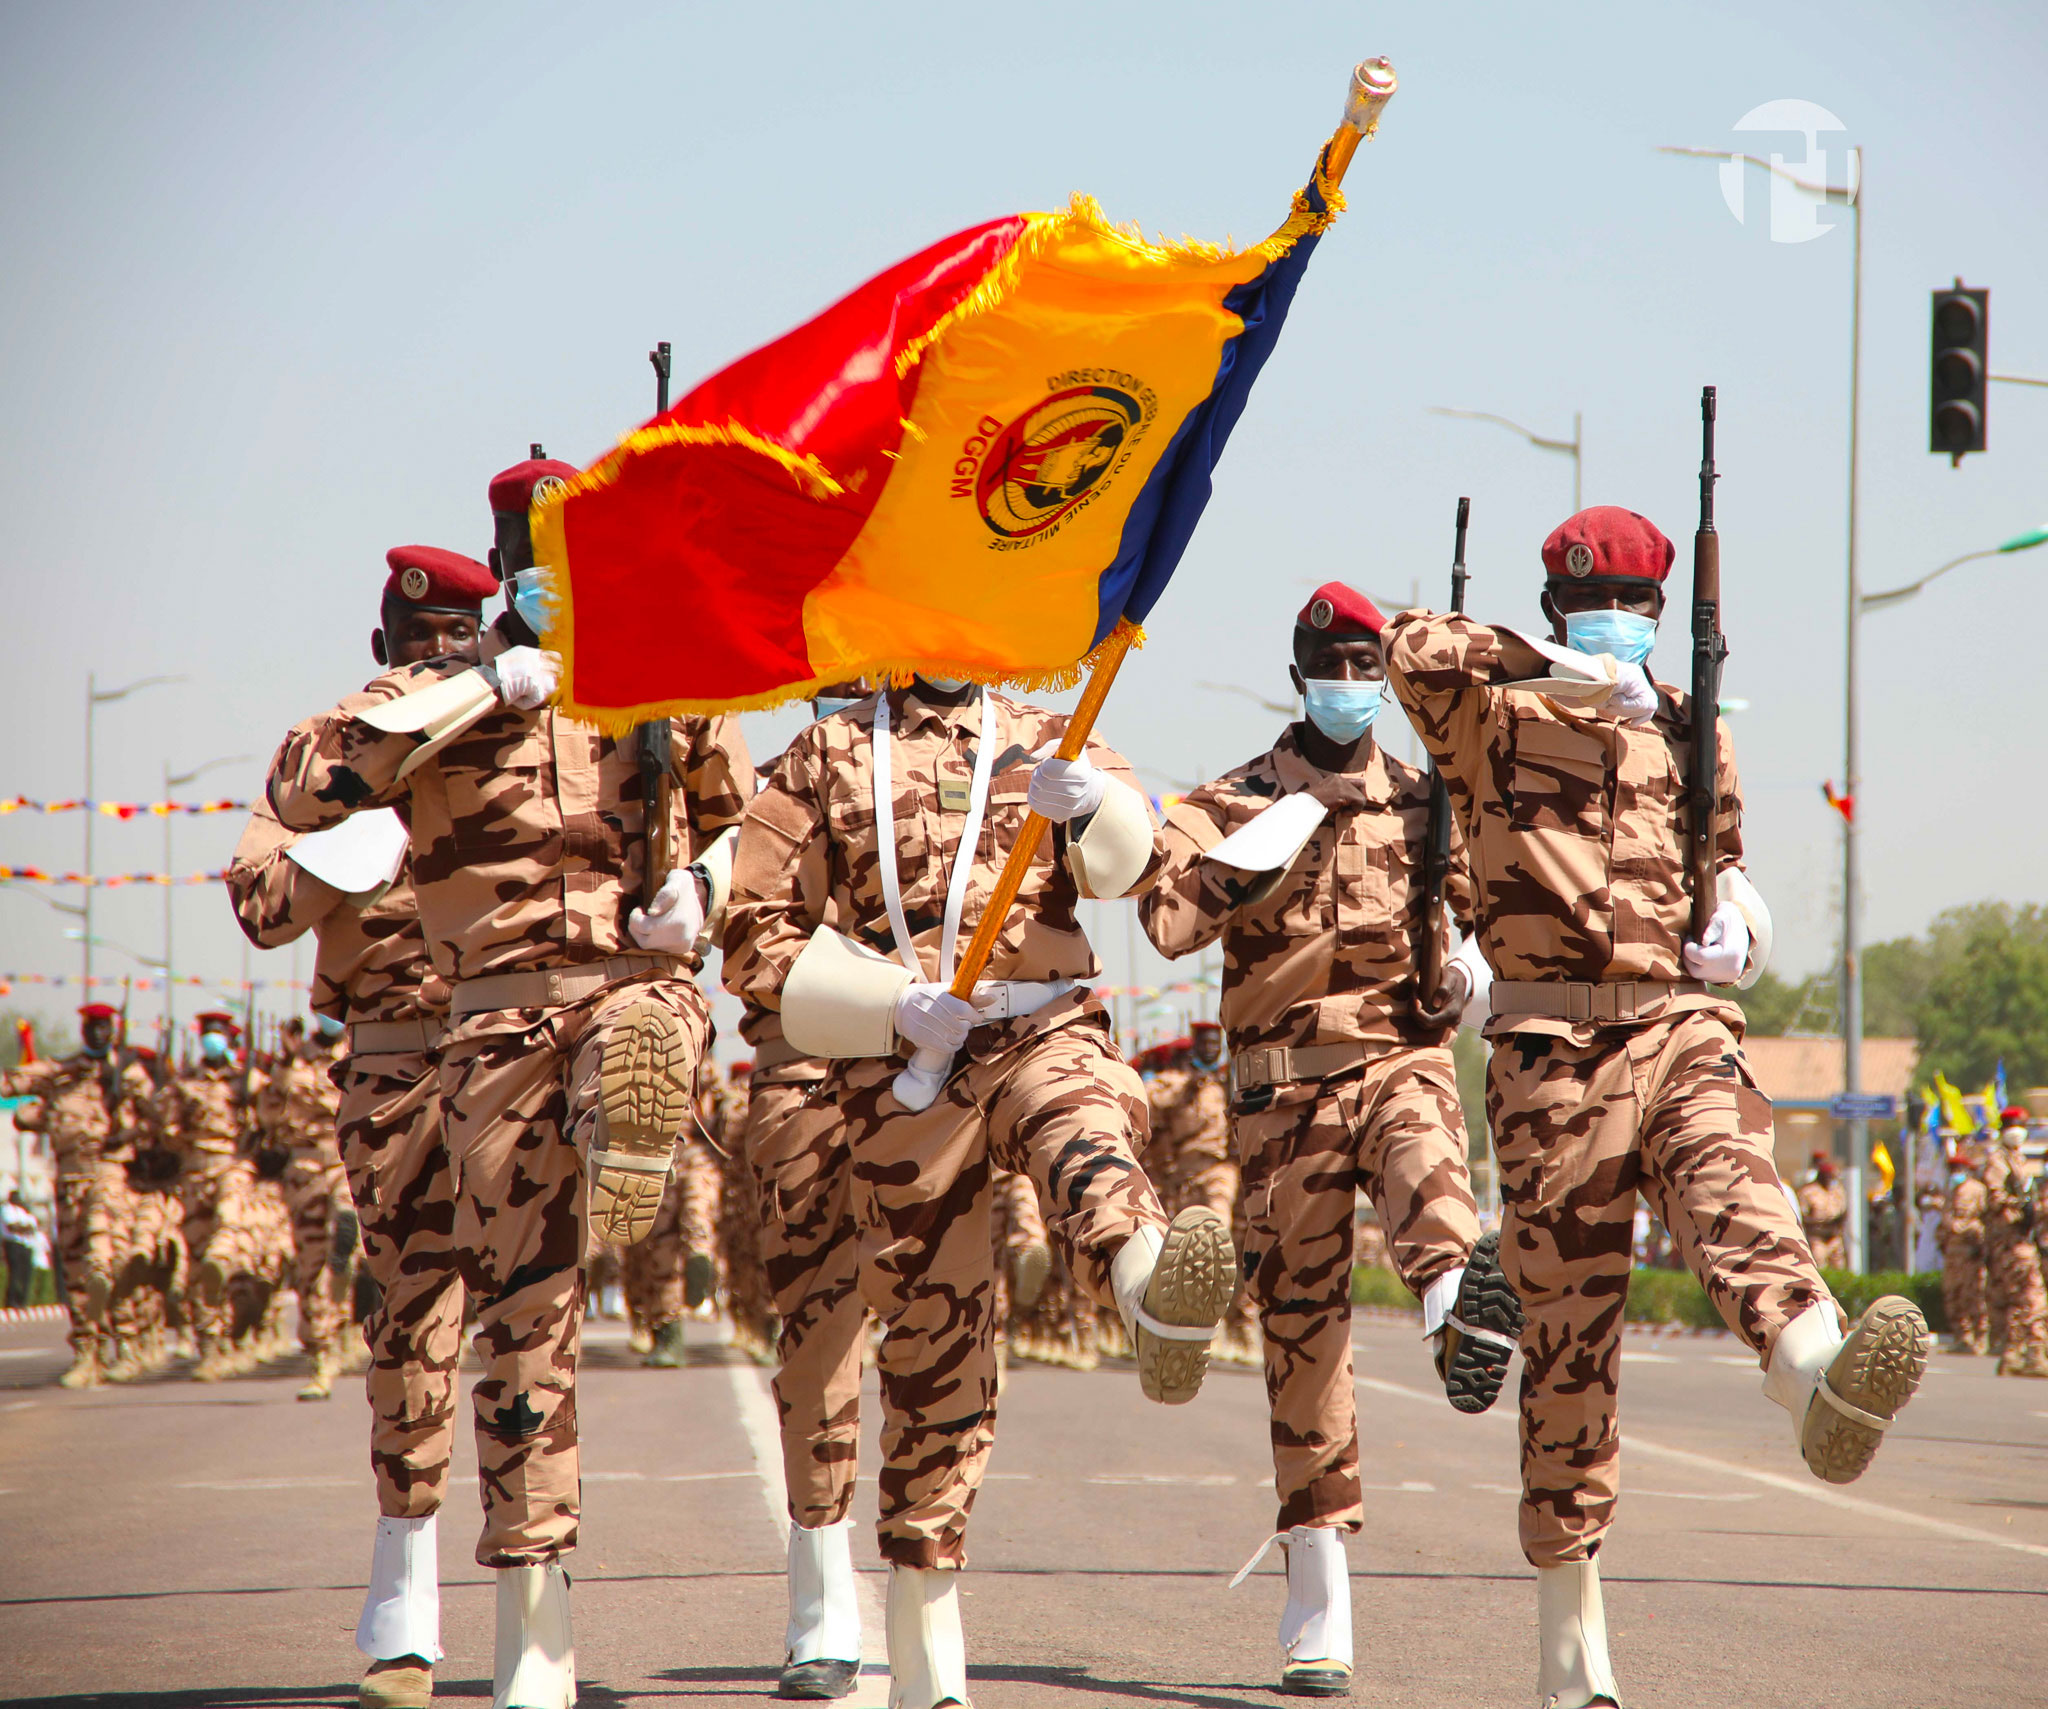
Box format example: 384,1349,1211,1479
636,340,676,909
1687,388,1727,937
1414,495,1470,1024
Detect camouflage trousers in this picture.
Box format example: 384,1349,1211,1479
439,970,709,1565
53,1171,106,1353
748,1068,866,1528
1235,1044,1478,1532
1940,1240,1988,1353
1173,1151,1258,1342
1988,1230,2047,1371
622,1143,687,1336
720,1134,776,1351
337,1048,465,1519
283,1148,349,1361
833,1016,1166,1568
189,1161,293,1344
102,1164,183,1341
1488,1011,1831,1568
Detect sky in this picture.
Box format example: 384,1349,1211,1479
3,0,2044,1054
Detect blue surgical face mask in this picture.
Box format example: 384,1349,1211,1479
1302,678,1383,745
1563,608,1656,666
199,1032,231,1064
509,566,554,637
813,696,861,720
314,1013,345,1041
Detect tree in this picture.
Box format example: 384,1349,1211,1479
1914,903,2048,1089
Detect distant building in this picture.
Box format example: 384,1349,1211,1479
1741,1035,1920,1180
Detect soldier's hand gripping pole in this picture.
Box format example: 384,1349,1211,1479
636,341,676,909
1687,386,1726,939
890,57,1396,1113
1412,496,1469,1027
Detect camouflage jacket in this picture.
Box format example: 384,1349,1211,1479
256,1045,344,1162
1385,611,1747,1038
1146,1060,1230,1163
1141,728,1476,1056
158,1064,245,1170
1797,1178,1848,1235
264,619,753,988
0,1053,154,1175
1939,1174,1987,1249
226,791,442,1028
723,684,1159,1054
1983,1147,2037,1237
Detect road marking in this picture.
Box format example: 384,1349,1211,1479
0,1350,50,1360
1357,1374,2048,1561
726,1359,890,1704
1632,1489,1761,1502
178,1477,362,1492
1620,1352,1679,1364
1364,1480,1437,1493
1087,1472,1237,1487
2,1399,34,1411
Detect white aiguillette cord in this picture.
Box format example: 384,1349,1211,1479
872,685,997,989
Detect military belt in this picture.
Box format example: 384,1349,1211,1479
346,1017,442,1056
1488,979,1710,1024
1233,1040,1377,1089
450,954,670,1017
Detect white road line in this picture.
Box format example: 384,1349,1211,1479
1619,1352,1679,1364
178,1477,363,1492
1631,1489,1761,1503
1087,1472,1237,1487
1357,1373,2048,1562
0,1349,50,1360
725,1360,891,1705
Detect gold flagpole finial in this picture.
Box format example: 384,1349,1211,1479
1324,58,1397,188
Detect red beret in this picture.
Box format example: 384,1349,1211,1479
194,1011,239,1036
488,457,579,517
1296,581,1386,636
77,1003,118,1022
1541,506,1674,584
2003,1105,2030,1126
384,545,495,609
1191,1019,1221,1035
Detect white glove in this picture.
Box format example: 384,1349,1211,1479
627,868,705,954
1601,661,1659,726
495,647,561,710
893,983,979,1055
1026,755,1106,823
1683,900,1752,984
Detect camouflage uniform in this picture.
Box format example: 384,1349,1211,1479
1387,610,1830,1568
1983,1144,2047,1376
1937,1169,1990,1355
227,799,465,1514
267,617,751,1563
0,1052,152,1361
157,1062,260,1356
1798,1177,1849,1269
1141,728,1481,1532
712,1072,775,1353
258,1041,353,1369
1145,1056,1257,1354
723,684,1170,1569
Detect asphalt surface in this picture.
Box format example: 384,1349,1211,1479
2,1308,2043,1708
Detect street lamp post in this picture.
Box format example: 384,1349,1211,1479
83,673,182,1001
1428,407,1582,511
161,754,250,1046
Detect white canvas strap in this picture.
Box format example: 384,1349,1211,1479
873,688,997,987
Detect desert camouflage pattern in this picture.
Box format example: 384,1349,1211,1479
226,795,443,1026
991,1166,1047,1330
1384,612,1744,1036
336,1044,465,1514
438,970,710,1563
159,1064,251,1351
1141,728,1475,1053
723,683,1159,1036
1487,1012,1829,1565
1798,1177,1850,1269
621,1147,690,1340
1144,1061,1256,1348
1236,1046,1477,1531
710,1077,775,1356
744,1057,865,1528
1983,1145,2047,1375
259,1043,352,1364
1938,1169,1990,1354
265,618,751,985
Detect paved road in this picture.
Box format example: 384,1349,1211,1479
2,1311,2043,1707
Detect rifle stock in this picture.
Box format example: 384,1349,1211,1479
1688,388,1726,939
1414,495,1469,1020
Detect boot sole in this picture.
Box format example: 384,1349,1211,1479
1442,1229,1525,1416
1138,1207,1235,1405
776,1658,860,1700
359,1662,434,1708
594,1000,690,1246
1011,1242,1052,1315
1279,1663,1352,1697
1803,1295,1932,1484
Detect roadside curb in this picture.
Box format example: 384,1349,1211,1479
0,1304,65,1326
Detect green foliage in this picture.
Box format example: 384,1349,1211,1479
1912,903,2048,1089
1352,1264,1947,1333
1734,969,1818,1036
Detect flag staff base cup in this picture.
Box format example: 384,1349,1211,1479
889,53,1395,1114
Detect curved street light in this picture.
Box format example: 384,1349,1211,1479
1861,525,2048,611
1428,406,1582,512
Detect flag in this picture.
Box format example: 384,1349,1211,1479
1870,1140,1895,1195
1932,1071,1975,1135
1995,1058,2010,1116
1821,781,1854,824
532,167,1348,728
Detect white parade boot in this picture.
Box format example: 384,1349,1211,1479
885,1565,969,1709
1762,1296,1929,1484
1109,1208,1234,1405
1277,1526,1352,1697
781,1518,862,1699
1535,1559,1620,1709
356,1513,442,1707
492,1560,576,1709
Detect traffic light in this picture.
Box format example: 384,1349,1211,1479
1930,280,1989,464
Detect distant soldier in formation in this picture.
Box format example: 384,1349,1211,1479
1386,507,1928,1709
1144,583,1510,1696
1937,1141,1990,1355
0,1002,153,1387
1983,1108,2047,1378
713,1059,777,1360
267,455,750,1708
1798,1152,1849,1269
1146,1021,1256,1360
259,1014,356,1399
